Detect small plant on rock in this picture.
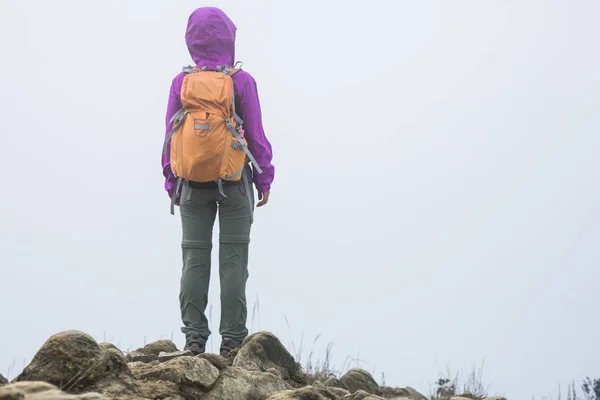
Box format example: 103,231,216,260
430,362,490,400
582,377,600,400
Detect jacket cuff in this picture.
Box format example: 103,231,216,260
255,182,271,193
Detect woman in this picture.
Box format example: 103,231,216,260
161,6,275,356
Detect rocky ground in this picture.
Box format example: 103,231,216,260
0,330,506,400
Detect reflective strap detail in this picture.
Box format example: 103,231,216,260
163,109,187,157
217,179,227,198
232,110,243,126
225,119,263,175
219,66,232,75
194,124,209,130
229,86,243,125
170,178,183,215
169,108,186,125
225,167,244,180
183,66,198,73
163,123,181,157
232,142,244,151
229,80,243,125
242,167,254,224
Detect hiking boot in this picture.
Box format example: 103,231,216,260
184,333,206,355
220,337,242,358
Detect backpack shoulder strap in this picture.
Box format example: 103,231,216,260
182,65,200,74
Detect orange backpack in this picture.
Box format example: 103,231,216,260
163,65,262,213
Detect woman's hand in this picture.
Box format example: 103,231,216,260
257,192,270,207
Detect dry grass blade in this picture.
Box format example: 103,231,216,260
430,361,490,399
61,360,103,393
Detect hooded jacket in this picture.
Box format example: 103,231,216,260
162,7,274,197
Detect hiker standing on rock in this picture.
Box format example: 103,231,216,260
161,7,275,357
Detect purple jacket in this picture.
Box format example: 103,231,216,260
161,7,275,197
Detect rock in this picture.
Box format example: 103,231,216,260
324,376,349,390
375,386,411,397
137,339,178,356
483,397,507,400
0,373,7,385
27,390,108,400
132,356,219,391
127,360,154,377
130,380,180,400
404,387,427,400
312,381,342,399
226,347,239,364
266,368,282,378
0,386,25,400
381,397,412,400
0,382,58,394
454,394,476,400
232,331,304,383
0,382,108,400
158,350,194,362
89,352,208,399
196,353,231,371
97,343,120,353
127,361,152,376
125,351,157,363
340,369,379,394
203,367,292,400
330,387,351,398
266,386,329,400
0,381,58,400
88,348,130,382
344,390,384,400
126,362,145,369
14,331,103,390
87,374,179,400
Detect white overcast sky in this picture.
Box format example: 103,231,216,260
0,1,598,399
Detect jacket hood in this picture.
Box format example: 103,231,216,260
185,7,237,68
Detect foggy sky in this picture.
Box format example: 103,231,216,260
0,1,598,398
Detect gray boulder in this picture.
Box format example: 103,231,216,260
266,386,329,400
158,350,194,363
233,331,304,383
137,339,178,356
330,387,351,398
344,390,384,400
375,386,412,398
88,347,129,381
0,382,108,400
12,331,131,395
312,381,343,399
203,367,292,400
26,390,108,400
340,369,379,394
14,331,103,389
125,351,157,363
97,343,120,353
132,356,219,391
404,386,428,400
0,381,58,396
324,376,349,390
197,353,229,370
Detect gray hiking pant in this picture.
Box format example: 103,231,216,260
179,167,254,343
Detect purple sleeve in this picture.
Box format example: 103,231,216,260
162,73,185,198
233,71,275,193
